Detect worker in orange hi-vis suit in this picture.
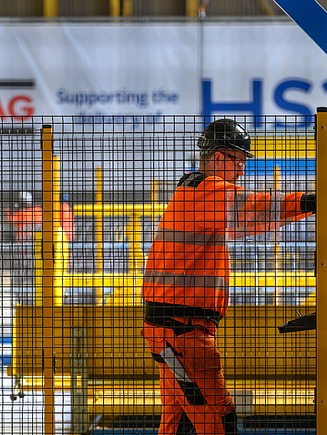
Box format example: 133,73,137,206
5,191,43,304
6,192,76,243
6,191,43,242
142,119,316,435
6,191,76,303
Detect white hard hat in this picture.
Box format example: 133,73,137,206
13,191,33,209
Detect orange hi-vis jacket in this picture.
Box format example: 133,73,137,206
6,203,76,243
143,172,310,319
6,206,43,242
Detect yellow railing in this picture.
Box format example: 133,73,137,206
32,151,317,308
33,159,316,307
42,203,316,307
46,203,166,306
74,202,166,273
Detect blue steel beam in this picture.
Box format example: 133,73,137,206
274,0,327,54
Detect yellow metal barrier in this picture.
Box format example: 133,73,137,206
50,201,316,307
10,304,316,419
6,123,317,432
57,202,167,306
73,202,166,271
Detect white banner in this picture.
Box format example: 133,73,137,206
201,22,327,126
0,23,199,120
0,21,325,123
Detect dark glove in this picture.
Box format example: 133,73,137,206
300,193,316,214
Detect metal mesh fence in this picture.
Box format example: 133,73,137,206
0,115,316,434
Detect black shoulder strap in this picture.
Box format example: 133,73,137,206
177,172,207,188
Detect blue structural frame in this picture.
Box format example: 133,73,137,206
274,0,327,54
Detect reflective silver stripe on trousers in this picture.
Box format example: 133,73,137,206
160,346,192,383
143,270,226,289
160,346,207,405
154,228,225,246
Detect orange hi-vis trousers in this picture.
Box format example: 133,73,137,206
142,320,237,435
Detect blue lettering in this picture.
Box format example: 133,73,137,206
56,89,149,108
201,79,263,127
274,79,313,128
57,88,68,104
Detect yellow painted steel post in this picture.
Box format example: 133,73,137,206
43,0,58,17
132,212,147,305
34,231,43,306
95,166,103,273
122,0,133,16
95,166,104,304
259,0,274,16
274,166,281,305
54,228,67,306
109,0,120,16
53,156,64,305
186,0,198,17
53,156,60,233
41,125,55,435
317,107,327,434
122,211,145,304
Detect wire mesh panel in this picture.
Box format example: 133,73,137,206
0,115,316,434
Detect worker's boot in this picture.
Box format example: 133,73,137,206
176,412,197,435
222,410,240,434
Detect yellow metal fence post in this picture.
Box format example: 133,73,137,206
317,107,327,434
109,0,120,16
95,166,103,275
274,166,281,305
41,125,55,435
95,166,104,305
53,156,63,305
186,0,198,17
43,0,58,17
122,0,132,16
34,231,43,306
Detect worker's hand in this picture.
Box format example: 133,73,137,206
300,193,316,214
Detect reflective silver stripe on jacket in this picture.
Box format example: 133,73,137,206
226,189,254,230
269,190,285,224
234,189,254,212
143,270,226,289
154,228,225,246
226,188,286,236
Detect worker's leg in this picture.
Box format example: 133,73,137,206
160,358,225,434
142,323,238,434
169,327,237,435
158,363,199,434
157,363,184,435
142,324,185,435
